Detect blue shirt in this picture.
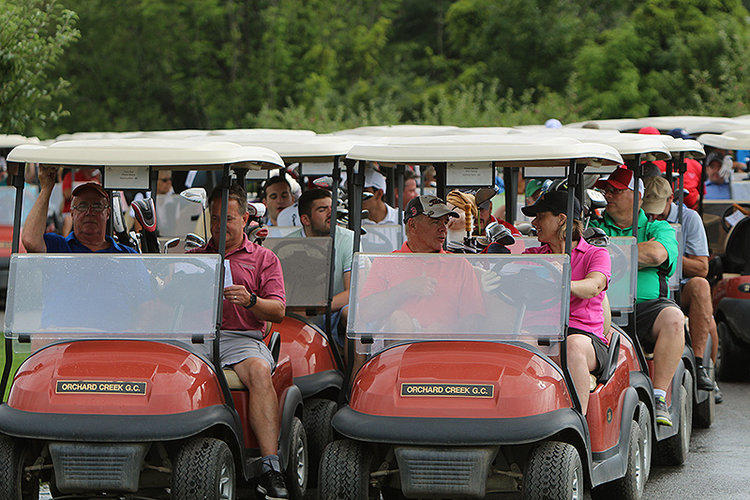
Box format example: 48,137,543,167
43,233,137,253
704,180,731,200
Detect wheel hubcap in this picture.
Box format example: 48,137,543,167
295,437,306,486
218,463,233,499
571,472,580,500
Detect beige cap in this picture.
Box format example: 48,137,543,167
642,176,672,215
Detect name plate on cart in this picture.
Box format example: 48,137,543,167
401,383,494,398
56,380,147,395
104,166,151,190
446,162,494,187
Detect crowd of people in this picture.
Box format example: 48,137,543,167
15,137,742,496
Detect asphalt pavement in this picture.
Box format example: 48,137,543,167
641,381,750,500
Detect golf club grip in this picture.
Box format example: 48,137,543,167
465,203,472,235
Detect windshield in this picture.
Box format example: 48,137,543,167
0,186,38,226
4,254,221,341
360,224,404,253
263,237,332,308
347,253,570,349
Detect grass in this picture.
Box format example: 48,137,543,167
0,337,30,400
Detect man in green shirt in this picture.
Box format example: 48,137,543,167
590,167,684,427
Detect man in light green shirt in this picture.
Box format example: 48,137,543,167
288,188,355,342
590,167,683,427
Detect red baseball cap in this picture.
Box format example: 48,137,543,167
71,182,108,199
638,126,660,135
594,167,645,197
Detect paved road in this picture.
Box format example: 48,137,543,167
642,381,750,500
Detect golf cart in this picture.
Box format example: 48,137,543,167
319,136,653,499
698,132,750,380
0,139,308,499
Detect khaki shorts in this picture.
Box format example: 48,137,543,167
200,331,274,370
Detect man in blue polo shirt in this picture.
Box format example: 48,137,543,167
23,166,136,254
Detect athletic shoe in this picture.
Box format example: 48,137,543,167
714,382,724,404
257,470,289,500
696,365,714,391
655,396,673,426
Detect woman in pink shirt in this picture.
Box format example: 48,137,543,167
521,191,611,415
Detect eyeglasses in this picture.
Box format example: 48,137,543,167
72,202,108,213
601,185,627,196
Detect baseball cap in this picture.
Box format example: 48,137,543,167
364,167,387,193
642,176,673,215
545,118,563,129
525,179,546,198
72,182,108,199
666,128,695,140
404,195,459,222
638,126,660,135
594,168,645,197
521,190,582,220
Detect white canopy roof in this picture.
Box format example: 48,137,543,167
7,139,284,170
194,134,365,162
0,134,40,149
697,133,750,151
331,124,460,137
346,135,623,167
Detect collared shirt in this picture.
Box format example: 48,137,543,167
704,180,731,200
43,232,137,253
287,224,356,299
589,209,677,302
666,203,709,259
394,241,448,253
194,234,285,332
363,203,399,225
523,238,611,342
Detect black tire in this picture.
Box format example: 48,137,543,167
654,371,693,466
0,435,40,500
318,440,378,500
694,356,716,428
591,420,644,500
521,441,583,500
286,416,308,499
171,437,235,500
636,401,652,483
717,321,746,381
302,398,337,477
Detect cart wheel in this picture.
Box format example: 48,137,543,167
636,401,652,483
0,435,40,500
302,398,337,479
521,441,583,500
654,371,693,466
591,420,645,500
319,440,379,500
694,356,716,428
171,437,235,500
285,416,308,499
717,321,746,381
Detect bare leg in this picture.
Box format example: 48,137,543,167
709,316,718,363
650,306,686,392
681,278,712,359
233,357,279,457
567,334,598,415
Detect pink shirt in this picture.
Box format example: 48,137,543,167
193,235,285,332
523,238,611,342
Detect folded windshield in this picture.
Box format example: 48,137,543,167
347,253,570,345
4,254,222,341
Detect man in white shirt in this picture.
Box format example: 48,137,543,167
362,167,398,225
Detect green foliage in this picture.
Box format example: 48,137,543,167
2,0,746,136
0,0,79,134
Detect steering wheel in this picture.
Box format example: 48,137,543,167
361,227,401,253
490,258,564,310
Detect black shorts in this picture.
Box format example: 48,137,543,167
569,327,609,379
632,297,681,353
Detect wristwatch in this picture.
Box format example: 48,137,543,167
244,292,257,309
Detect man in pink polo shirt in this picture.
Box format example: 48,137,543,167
196,183,289,500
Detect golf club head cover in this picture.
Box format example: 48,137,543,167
131,198,157,233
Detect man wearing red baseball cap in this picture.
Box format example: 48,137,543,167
590,167,683,426
23,166,136,254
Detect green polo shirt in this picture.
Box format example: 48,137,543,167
589,209,677,303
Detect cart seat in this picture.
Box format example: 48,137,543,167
723,215,750,275
223,330,281,390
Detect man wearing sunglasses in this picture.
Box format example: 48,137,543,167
23,166,136,254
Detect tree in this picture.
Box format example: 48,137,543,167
0,0,79,134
